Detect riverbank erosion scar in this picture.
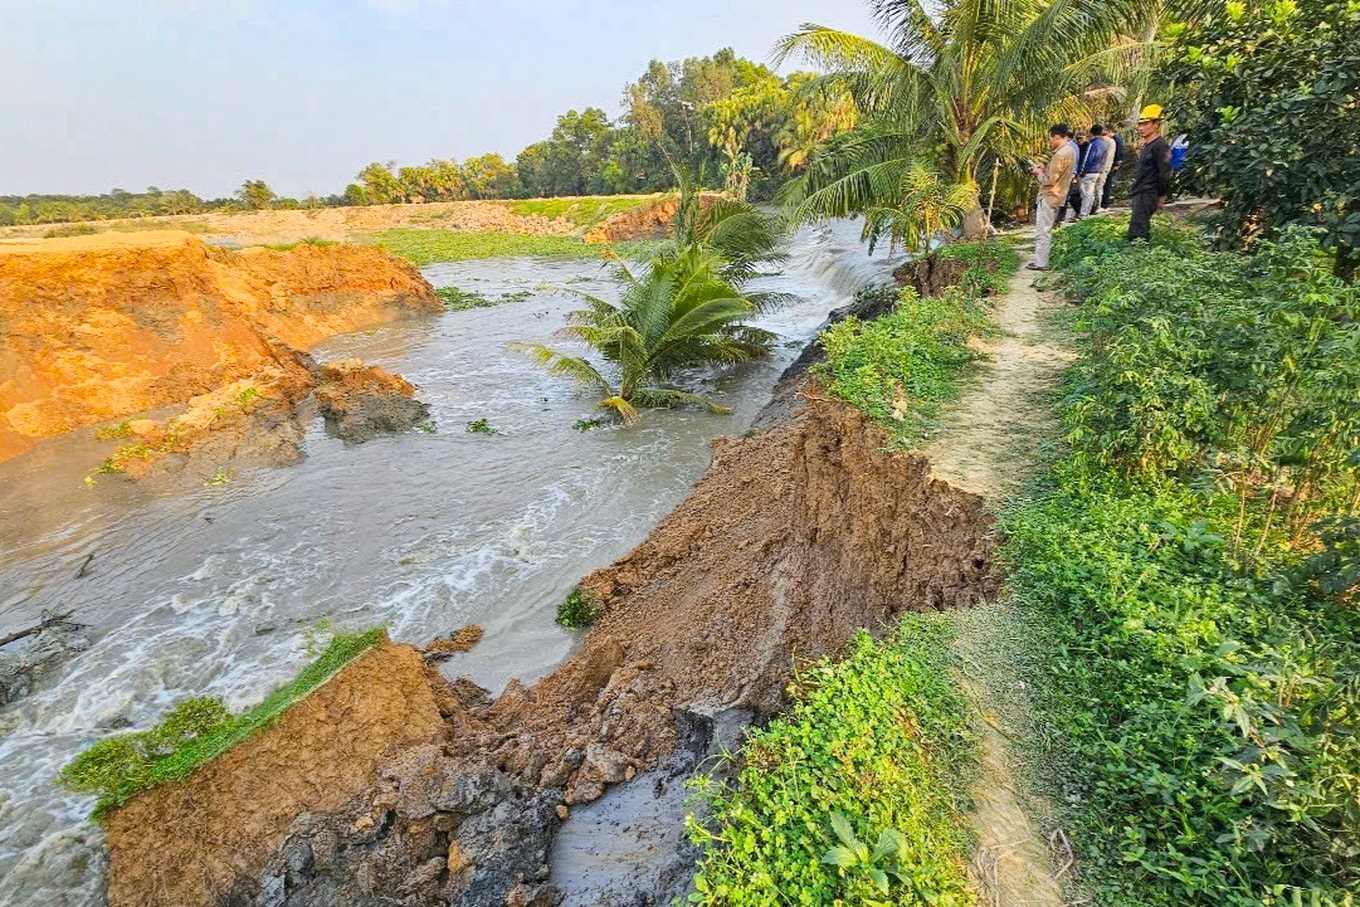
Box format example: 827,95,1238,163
101,393,999,906
0,231,440,463
104,640,447,907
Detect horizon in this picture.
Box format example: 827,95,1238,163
0,0,876,199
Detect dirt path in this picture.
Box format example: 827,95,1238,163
919,249,1074,906
919,249,1075,499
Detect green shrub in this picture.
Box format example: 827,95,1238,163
815,287,992,444
1004,220,1360,904
59,628,384,818
687,618,977,906
465,418,499,435
556,586,601,629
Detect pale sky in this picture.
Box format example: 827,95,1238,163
0,0,878,199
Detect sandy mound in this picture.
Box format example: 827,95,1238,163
0,233,439,463
104,639,447,907
315,358,429,443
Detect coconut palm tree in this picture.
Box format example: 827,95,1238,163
510,246,775,423
775,0,1160,236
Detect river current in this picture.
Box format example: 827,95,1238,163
0,221,897,904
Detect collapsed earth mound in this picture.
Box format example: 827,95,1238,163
0,231,440,463
104,394,999,906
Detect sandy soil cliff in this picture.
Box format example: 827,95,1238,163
0,231,440,463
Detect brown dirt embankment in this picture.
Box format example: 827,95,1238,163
102,392,999,906
104,639,447,907
0,231,439,464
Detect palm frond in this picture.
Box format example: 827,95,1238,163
505,342,615,396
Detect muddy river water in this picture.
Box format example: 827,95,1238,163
0,221,896,904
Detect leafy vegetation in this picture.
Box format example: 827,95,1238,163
556,586,602,629
436,286,533,311
361,229,651,266
687,619,977,906
464,418,500,435
1166,0,1360,279
59,628,385,819
815,240,1017,444
512,246,774,423
1003,216,1360,905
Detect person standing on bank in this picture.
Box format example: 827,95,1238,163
1128,105,1172,243
1101,130,1126,210
1079,124,1109,218
1027,124,1077,271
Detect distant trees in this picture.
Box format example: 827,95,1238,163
237,179,276,210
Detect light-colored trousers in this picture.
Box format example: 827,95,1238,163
1034,198,1058,267
1080,173,1106,217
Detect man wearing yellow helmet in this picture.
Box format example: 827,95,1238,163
1128,104,1173,243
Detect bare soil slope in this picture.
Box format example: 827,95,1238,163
104,640,447,907
0,231,439,463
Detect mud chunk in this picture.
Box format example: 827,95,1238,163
314,359,428,443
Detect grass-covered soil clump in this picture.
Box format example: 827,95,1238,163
1006,217,1360,905
59,628,385,819
816,241,1018,445
687,618,978,906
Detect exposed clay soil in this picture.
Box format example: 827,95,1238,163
0,231,439,466
103,393,1001,905
104,640,447,907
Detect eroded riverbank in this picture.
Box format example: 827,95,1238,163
0,221,896,904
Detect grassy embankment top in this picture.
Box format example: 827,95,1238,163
59,628,385,820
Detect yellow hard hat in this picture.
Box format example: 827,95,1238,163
1138,104,1164,121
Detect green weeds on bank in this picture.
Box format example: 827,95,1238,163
59,628,385,819
556,586,601,629
360,229,655,266
505,194,663,228
815,240,1016,445
1004,217,1360,905
688,618,977,906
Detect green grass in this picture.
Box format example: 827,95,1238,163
359,228,656,266
255,236,338,252
1000,218,1360,905
505,194,665,228
687,617,978,906
815,289,993,446
59,627,385,819
814,240,1016,447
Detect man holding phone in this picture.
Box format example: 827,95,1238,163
1027,124,1077,271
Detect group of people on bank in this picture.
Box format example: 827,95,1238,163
1027,104,1174,271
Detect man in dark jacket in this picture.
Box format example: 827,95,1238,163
1127,105,1172,243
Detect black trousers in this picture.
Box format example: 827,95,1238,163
1128,191,1157,242
1101,167,1118,208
